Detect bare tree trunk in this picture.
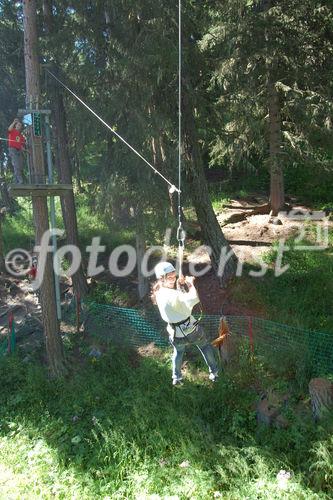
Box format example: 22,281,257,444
42,0,88,298
0,211,6,272
268,81,284,215
135,205,149,300
153,134,184,220
52,88,89,297
74,142,84,193
23,0,66,377
182,81,237,285
0,179,16,213
169,190,178,218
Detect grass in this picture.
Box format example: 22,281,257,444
0,342,332,499
1,190,333,498
3,200,34,253
75,197,135,250
254,228,333,333
211,195,231,213
88,281,132,307
2,194,135,258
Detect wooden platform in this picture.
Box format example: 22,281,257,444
8,184,73,197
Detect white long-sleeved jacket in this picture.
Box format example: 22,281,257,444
155,284,199,338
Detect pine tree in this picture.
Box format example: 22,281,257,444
202,0,333,211
23,0,66,378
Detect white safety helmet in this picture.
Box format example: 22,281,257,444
154,261,176,279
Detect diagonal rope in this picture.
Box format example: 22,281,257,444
45,69,180,193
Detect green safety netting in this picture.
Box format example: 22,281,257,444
77,301,333,375
0,337,7,356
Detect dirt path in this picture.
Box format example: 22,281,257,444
187,197,332,316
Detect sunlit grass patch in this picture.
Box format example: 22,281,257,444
258,232,333,332
0,345,332,498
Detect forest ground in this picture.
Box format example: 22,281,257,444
1,193,332,333
0,193,332,499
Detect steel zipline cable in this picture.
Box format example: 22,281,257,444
176,0,186,277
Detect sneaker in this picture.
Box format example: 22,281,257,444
209,372,218,382
172,379,183,386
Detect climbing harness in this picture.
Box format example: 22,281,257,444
170,315,201,339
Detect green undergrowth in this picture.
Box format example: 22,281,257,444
2,194,135,256
75,198,135,251
255,229,333,333
88,281,132,307
230,226,333,333
0,341,332,499
3,200,34,253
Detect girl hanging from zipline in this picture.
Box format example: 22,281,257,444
151,261,219,386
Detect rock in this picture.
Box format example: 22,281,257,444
89,347,102,358
275,414,289,429
257,398,280,425
9,282,22,297
259,226,269,236
269,217,283,225
256,390,290,426
276,470,293,490
309,378,333,421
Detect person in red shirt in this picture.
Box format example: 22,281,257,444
28,262,37,280
7,118,25,184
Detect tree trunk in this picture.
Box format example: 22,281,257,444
42,0,88,298
52,88,89,297
23,0,66,377
169,189,178,218
268,81,285,215
0,178,16,213
182,82,237,285
135,206,149,300
309,378,333,421
74,142,84,193
0,212,6,272
153,134,184,220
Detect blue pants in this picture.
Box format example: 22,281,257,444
170,325,218,381
8,148,24,184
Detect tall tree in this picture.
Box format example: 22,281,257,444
42,0,88,298
23,0,66,377
202,0,333,211
0,208,6,272
61,0,237,284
